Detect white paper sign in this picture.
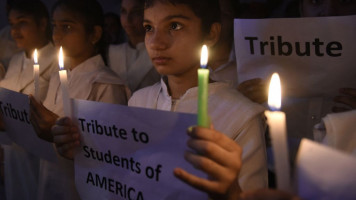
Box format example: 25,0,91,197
296,139,356,200
73,99,207,200
234,15,356,98
0,87,57,162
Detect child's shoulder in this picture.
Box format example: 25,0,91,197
128,82,161,107
109,43,128,54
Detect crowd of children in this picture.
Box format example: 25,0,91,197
0,0,355,200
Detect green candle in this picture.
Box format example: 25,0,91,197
198,45,209,128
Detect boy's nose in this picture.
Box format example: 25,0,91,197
52,29,62,45
10,24,20,36
147,30,169,51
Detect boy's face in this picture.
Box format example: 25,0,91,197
120,0,145,40
8,10,43,51
144,2,204,77
301,0,356,17
52,6,94,63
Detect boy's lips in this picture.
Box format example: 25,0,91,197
152,56,171,65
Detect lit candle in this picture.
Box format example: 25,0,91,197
58,46,72,117
33,49,40,101
265,73,291,191
198,45,209,128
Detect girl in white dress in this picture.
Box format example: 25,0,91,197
29,0,129,199
0,1,56,199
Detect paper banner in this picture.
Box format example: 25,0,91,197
0,87,57,162
73,99,207,200
234,15,356,98
296,139,356,200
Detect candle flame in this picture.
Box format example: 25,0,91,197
200,45,208,68
33,49,38,64
268,73,282,111
59,46,64,70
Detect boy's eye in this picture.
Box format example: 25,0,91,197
144,24,153,32
18,21,27,25
170,22,182,30
64,25,71,30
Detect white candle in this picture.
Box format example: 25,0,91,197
58,46,72,117
264,73,291,191
33,49,40,101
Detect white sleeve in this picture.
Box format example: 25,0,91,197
235,116,268,191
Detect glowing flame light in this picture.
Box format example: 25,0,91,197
59,46,64,70
268,73,282,111
200,45,208,68
33,49,38,64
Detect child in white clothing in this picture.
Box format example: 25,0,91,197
108,0,160,92
29,0,129,199
0,1,57,199
52,0,268,199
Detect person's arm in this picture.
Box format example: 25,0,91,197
174,126,242,200
333,88,356,112
29,95,59,142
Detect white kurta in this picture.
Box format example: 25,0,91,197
0,43,57,100
209,48,238,88
129,78,268,191
38,55,128,200
108,42,160,92
0,43,58,200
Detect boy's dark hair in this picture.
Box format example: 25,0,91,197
52,0,108,64
144,0,221,35
8,0,52,41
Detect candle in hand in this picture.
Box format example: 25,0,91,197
264,73,291,191
33,49,40,100
198,45,209,128
58,46,72,117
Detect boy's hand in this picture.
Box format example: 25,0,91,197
237,78,267,104
174,126,242,200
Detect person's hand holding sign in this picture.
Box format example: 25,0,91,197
174,126,242,200
51,117,80,160
333,88,356,112
237,78,267,104
29,95,59,142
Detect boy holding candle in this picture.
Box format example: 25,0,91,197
52,0,268,199
28,0,129,199
131,0,267,194
0,0,58,199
